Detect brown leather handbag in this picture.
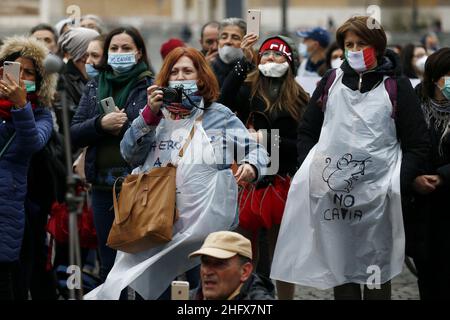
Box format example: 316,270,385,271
107,119,199,253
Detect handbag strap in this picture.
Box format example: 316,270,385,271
178,115,203,158
0,132,16,159
112,173,143,224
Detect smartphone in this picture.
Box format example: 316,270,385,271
100,97,117,114
171,281,189,300
3,61,21,86
247,9,261,37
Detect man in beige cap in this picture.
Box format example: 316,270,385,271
189,231,275,300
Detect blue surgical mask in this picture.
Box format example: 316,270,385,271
24,80,36,92
168,80,198,95
298,43,308,58
85,63,99,79
437,76,450,100
107,52,136,73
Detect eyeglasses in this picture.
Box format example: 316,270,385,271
260,50,284,59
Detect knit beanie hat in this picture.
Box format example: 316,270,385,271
160,38,186,59
259,35,299,73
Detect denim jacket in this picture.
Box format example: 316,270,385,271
120,102,269,180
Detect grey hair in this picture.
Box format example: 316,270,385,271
81,14,105,34
219,17,246,37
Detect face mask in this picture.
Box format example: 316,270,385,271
331,58,343,69
168,80,199,95
85,63,99,79
218,45,244,64
107,52,136,73
24,80,36,93
437,76,450,100
415,55,428,74
258,62,290,78
298,43,308,58
166,80,202,111
345,47,377,73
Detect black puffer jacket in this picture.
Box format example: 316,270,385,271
297,49,430,199
191,273,275,300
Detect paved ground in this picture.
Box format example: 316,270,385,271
290,263,419,300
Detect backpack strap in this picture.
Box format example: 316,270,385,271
384,77,398,119
318,68,337,112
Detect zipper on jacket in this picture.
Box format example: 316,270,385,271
358,69,377,91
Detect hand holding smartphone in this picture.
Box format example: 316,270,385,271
247,9,261,37
3,61,21,86
171,281,189,300
100,97,117,114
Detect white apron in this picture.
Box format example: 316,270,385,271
85,107,237,299
271,69,405,289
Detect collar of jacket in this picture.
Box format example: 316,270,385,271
340,49,401,93
213,56,235,72
65,59,88,84
89,74,153,92
233,273,275,300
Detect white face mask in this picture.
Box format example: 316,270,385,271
218,45,244,64
331,58,343,69
415,55,428,74
258,62,290,78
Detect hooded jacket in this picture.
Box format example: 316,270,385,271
0,36,55,262
297,49,430,214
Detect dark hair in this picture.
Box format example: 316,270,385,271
200,21,220,40
400,43,425,79
97,26,151,72
238,255,252,266
30,23,58,42
325,41,342,70
336,16,387,59
422,47,450,99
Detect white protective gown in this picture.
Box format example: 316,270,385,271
271,68,405,289
85,108,237,299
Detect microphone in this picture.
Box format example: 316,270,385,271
43,54,65,74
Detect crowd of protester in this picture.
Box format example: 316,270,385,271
0,12,449,301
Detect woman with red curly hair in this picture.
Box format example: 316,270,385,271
85,47,269,300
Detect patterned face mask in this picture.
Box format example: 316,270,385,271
107,52,136,73
345,47,377,73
